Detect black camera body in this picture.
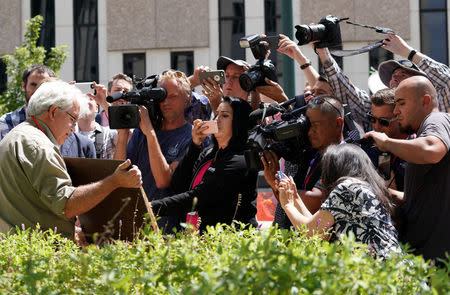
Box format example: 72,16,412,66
238,35,278,92
239,59,278,92
295,15,342,48
245,105,311,171
107,75,166,129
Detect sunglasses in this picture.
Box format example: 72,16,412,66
161,69,186,79
367,112,397,127
309,96,343,117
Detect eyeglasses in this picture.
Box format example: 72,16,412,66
60,108,78,126
308,96,343,117
367,112,396,127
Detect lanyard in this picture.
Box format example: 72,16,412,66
31,116,45,134
303,152,321,189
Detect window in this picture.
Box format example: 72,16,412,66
0,59,6,94
171,51,194,76
31,0,55,53
123,53,146,80
264,0,283,83
369,47,394,72
420,0,448,64
73,0,98,82
219,0,245,60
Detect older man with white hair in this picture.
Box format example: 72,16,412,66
0,81,142,238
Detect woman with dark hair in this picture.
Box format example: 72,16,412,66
277,144,400,258
151,96,258,232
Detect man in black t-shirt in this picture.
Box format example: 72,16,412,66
368,76,450,261
262,95,345,229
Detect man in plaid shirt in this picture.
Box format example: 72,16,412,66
315,34,450,133
0,64,55,141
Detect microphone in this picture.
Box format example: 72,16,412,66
249,102,282,122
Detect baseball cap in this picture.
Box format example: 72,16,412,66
378,59,427,87
217,56,250,71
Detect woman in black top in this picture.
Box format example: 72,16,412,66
151,96,258,232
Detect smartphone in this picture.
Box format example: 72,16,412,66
263,35,281,50
378,152,391,181
199,70,226,85
278,171,284,180
74,82,94,94
202,120,218,135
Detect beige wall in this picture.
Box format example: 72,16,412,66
0,1,22,56
300,0,410,42
107,0,209,51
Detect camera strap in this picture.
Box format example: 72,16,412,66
329,21,395,57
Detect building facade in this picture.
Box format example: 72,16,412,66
0,0,448,96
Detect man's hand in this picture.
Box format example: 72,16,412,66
188,66,211,88
111,159,142,188
89,82,110,111
201,78,223,113
138,105,154,136
382,34,413,58
261,150,280,192
255,78,288,102
277,34,303,61
365,131,390,152
192,119,209,146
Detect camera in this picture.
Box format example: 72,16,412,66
295,15,342,48
244,94,311,171
238,34,278,92
107,75,167,129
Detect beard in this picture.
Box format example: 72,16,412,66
399,123,415,135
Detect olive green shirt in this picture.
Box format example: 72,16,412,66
0,119,76,237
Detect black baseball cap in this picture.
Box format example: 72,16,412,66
217,56,249,71
378,59,427,87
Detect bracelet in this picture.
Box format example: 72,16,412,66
300,60,312,70
408,49,417,61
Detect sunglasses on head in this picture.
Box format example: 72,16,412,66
161,69,186,79
309,96,343,117
367,112,397,127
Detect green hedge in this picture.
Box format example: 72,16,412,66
0,224,448,294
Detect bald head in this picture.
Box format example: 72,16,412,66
394,76,438,133
397,76,438,107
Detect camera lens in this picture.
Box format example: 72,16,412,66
239,70,264,92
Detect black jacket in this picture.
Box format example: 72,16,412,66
151,141,258,231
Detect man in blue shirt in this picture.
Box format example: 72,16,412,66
115,70,193,233
0,64,55,141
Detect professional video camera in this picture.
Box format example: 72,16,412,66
244,93,312,171
238,34,278,92
295,15,343,49
107,75,166,129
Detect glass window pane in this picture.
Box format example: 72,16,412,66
220,0,244,18
123,53,146,79
171,51,194,76
74,0,98,82
420,0,446,10
220,19,245,60
219,0,245,60
421,12,448,64
31,0,55,52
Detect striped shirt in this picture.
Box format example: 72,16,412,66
0,106,27,141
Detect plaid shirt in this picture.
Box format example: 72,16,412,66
0,106,27,141
418,56,450,113
323,59,372,132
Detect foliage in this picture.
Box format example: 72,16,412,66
0,224,448,294
0,15,68,115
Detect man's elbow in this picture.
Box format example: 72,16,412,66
155,179,171,189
